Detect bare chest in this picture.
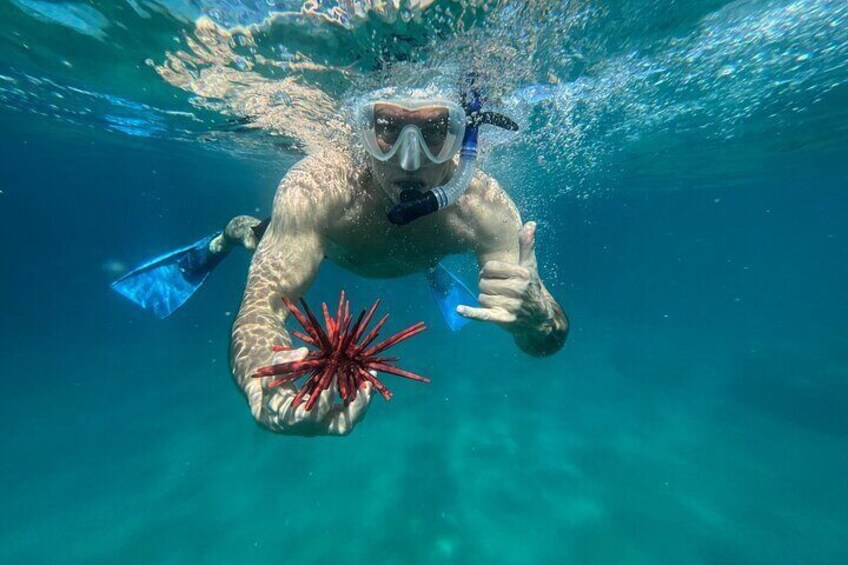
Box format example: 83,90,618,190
324,206,472,278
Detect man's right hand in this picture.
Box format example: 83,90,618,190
243,346,375,436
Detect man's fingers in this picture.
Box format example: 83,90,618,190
456,304,516,324
265,369,376,435
480,260,529,280
327,382,374,435
478,293,521,311
479,278,525,298
518,221,538,269
350,381,373,418
271,346,309,365
313,380,337,416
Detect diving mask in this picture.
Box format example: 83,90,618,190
357,99,466,170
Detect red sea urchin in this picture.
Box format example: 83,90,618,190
252,291,429,411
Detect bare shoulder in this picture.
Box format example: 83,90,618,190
453,171,521,250
271,151,356,229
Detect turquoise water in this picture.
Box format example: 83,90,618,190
2,1,848,563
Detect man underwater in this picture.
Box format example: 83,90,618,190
216,87,569,436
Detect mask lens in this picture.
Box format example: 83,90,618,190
419,111,450,156
373,104,405,153
372,103,452,159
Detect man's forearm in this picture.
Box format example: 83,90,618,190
229,295,298,427
230,308,290,391
514,295,568,357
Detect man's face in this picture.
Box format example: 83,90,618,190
360,101,461,203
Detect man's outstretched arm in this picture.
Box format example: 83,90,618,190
456,178,568,356
230,164,372,436
504,221,569,357
461,220,568,357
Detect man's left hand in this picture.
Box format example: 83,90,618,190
456,221,554,336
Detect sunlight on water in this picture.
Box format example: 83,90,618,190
3,1,846,185
3,0,846,200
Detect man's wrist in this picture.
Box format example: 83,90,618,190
512,303,568,356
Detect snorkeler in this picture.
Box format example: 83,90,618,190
223,85,569,436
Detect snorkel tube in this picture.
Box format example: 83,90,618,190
387,79,518,226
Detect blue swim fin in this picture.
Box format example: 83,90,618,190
110,233,226,319
425,263,479,332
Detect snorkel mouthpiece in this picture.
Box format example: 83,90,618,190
388,190,439,225
388,78,517,226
